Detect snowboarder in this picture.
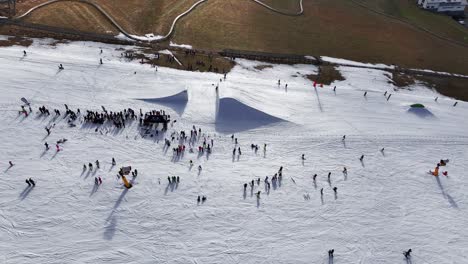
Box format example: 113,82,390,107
44,142,49,150
29,178,35,187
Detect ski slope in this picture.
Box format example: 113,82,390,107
0,39,467,264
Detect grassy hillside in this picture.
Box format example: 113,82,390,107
353,0,468,44
22,1,118,35
173,0,468,75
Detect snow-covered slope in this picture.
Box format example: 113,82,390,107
0,39,467,264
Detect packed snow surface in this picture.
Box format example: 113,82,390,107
0,39,467,264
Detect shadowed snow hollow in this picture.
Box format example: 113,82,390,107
215,97,285,133
137,90,188,115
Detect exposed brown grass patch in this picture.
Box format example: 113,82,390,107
0,36,33,47
392,72,416,87
254,64,273,71
307,65,345,85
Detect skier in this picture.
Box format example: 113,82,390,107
244,183,247,190
197,195,200,203
168,176,171,183
23,50,27,56
58,64,64,70
238,147,241,155
404,249,412,259
343,167,347,175
256,191,261,198
342,135,346,141
233,148,236,155
56,144,60,152
359,155,364,161
98,177,102,185
198,165,202,171
45,127,51,135
313,174,317,181
328,249,334,257
301,154,305,160
44,142,49,150
26,179,31,186
387,94,392,101
9,161,13,167
320,188,323,196
380,148,385,152
88,162,93,170
176,176,179,183
435,97,438,102
95,160,100,169
95,177,99,185
333,187,337,193
364,91,367,97
112,158,116,165
29,178,35,187
384,91,387,96
453,102,458,107
100,58,103,65
333,86,336,92
202,196,207,202
83,164,87,170
328,172,331,180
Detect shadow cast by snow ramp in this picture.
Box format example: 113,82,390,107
407,107,435,119
138,90,188,116
215,98,285,133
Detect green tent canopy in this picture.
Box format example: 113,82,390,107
410,103,425,108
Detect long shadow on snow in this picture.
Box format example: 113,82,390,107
136,90,188,116
215,98,286,134
407,108,436,119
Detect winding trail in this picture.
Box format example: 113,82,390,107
11,0,304,42
252,0,304,16
13,0,209,42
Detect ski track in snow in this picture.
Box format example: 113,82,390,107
0,39,467,264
